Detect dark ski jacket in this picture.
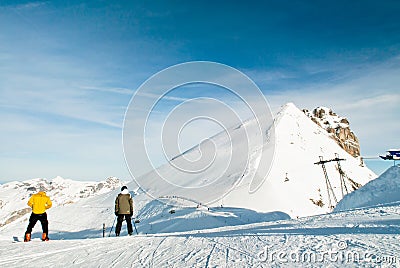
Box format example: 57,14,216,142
115,189,134,215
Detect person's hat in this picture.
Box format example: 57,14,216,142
121,186,128,191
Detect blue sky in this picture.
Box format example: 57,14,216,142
0,0,399,182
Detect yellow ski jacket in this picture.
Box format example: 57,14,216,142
27,191,52,214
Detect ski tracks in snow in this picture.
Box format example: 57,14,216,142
150,236,167,267
0,241,93,266
0,233,398,267
204,243,216,268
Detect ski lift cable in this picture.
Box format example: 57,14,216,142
360,156,381,160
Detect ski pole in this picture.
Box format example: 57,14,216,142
132,218,139,235
109,216,117,237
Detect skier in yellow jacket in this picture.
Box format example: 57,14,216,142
24,191,52,242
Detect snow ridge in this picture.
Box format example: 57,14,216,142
335,165,400,211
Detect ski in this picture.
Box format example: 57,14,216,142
13,235,51,242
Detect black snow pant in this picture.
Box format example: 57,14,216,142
25,212,48,234
115,214,133,235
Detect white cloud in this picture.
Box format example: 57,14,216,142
7,1,48,10
338,94,400,110
136,91,190,102
79,86,134,95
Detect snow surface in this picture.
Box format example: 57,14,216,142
335,165,400,211
0,202,399,267
0,168,399,267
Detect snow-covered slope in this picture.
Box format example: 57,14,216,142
0,183,290,240
335,165,400,211
0,175,398,267
0,176,125,227
129,199,290,234
0,175,398,268
137,103,375,218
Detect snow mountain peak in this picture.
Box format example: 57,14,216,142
133,102,375,218
221,102,375,217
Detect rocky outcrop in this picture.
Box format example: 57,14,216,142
0,208,31,228
303,107,360,157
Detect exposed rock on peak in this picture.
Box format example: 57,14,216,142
303,107,360,157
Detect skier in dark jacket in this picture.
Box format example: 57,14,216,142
114,186,134,236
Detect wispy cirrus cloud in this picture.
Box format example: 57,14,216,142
79,86,134,95
136,91,190,102
0,1,48,10
14,1,47,9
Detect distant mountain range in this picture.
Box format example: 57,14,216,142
0,176,125,227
